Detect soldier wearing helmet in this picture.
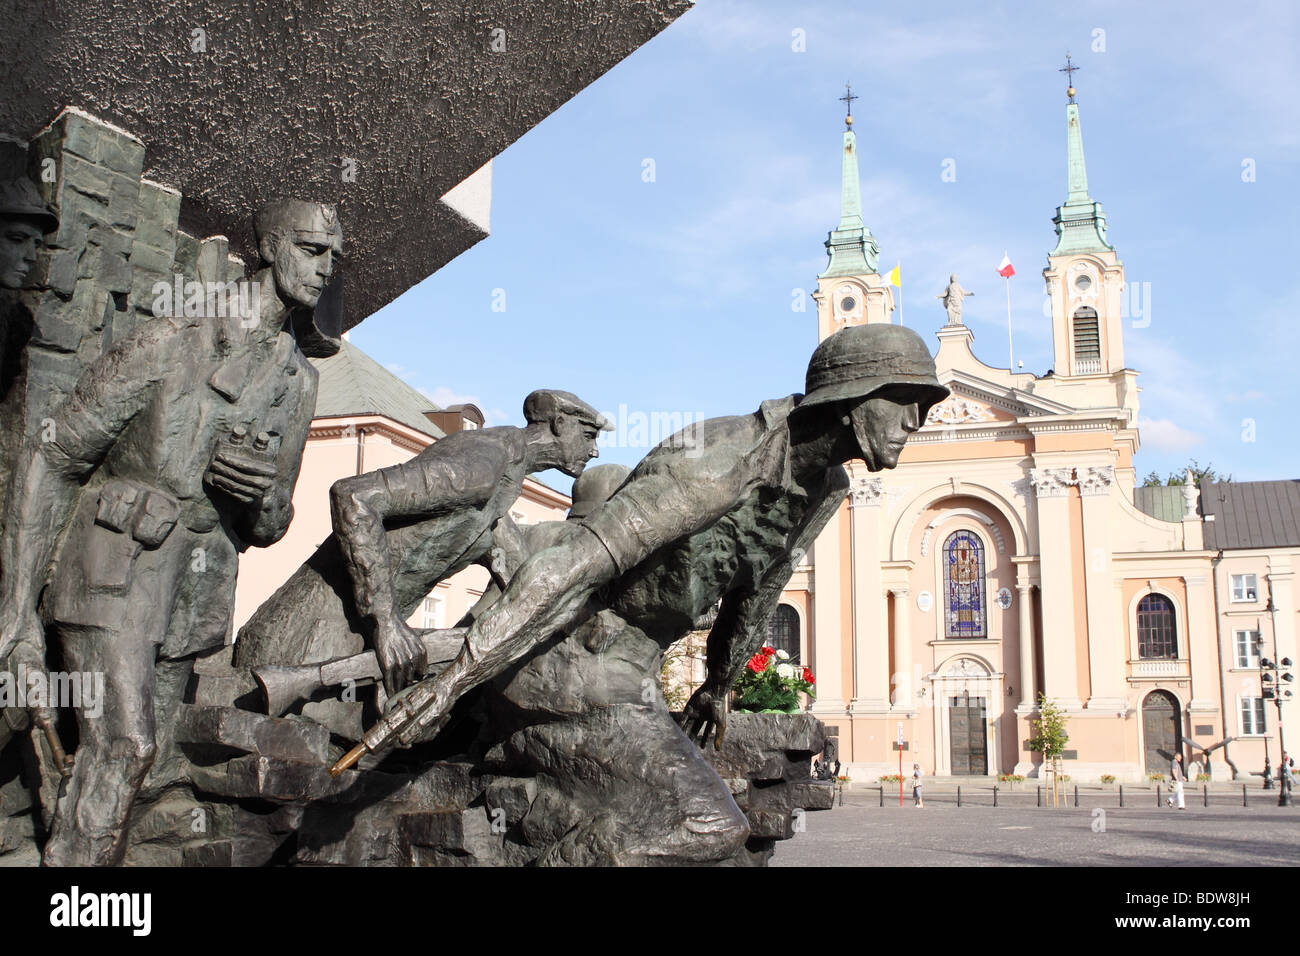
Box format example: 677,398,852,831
345,324,946,864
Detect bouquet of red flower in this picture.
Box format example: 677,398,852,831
732,645,816,714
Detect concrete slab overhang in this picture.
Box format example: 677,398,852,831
0,0,693,328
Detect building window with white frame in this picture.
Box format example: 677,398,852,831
421,593,445,630
1239,695,1267,736
1234,629,1262,669
1136,593,1177,659
1231,573,1258,603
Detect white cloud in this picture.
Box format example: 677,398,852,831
1138,417,1204,453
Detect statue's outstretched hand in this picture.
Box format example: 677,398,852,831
678,683,728,751
374,616,428,696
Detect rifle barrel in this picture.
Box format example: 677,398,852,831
330,742,367,776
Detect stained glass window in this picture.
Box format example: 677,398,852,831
1137,594,1177,659
768,604,800,664
944,530,986,639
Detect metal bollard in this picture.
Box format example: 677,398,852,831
879,786,883,808
993,785,998,808
957,785,961,807
1203,784,1208,808
1074,784,1079,808
1156,785,1162,807
1119,783,1124,808
1243,784,1248,807
1037,785,1041,807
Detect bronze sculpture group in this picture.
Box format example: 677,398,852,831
0,180,947,866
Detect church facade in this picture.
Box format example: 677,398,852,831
778,92,1299,783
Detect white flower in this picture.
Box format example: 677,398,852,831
776,663,795,680
775,649,790,661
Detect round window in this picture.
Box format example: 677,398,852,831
1075,274,1092,292
840,296,857,312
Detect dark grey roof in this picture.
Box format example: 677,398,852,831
1133,485,1189,523
1200,480,1300,550
310,340,445,441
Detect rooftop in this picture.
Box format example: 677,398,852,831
310,340,444,441
1200,480,1300,550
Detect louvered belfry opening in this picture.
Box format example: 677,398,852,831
1072,307,1101,373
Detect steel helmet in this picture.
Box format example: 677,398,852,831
567,463,631,520
802,324,948,420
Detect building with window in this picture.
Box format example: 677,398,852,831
778,90,1299,782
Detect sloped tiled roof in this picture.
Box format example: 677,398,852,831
1133,485,1189,523
1201,480,1300,550
310,340,445,441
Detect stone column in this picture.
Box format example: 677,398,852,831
1079,465,1125,712
1016,582,1035,708
1029,467,1083,710
891,586,912,708
1185,574,1218,716
850,477,889,711
810,509,847,716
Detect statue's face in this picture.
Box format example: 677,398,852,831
0,219,45,289
268,231,341,308
848,387,922,470
553,415,603,478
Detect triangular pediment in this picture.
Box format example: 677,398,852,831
925,371,1077,427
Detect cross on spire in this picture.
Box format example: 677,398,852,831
1059,53,1079,103
840,82,858,126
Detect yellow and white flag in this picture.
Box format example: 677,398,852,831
887,263,901,287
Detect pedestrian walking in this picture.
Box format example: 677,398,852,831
1281,750,1297,790
911,763,924,808
1168,753,1186,809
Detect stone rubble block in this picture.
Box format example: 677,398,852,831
175,705,331,765
788,780,836,811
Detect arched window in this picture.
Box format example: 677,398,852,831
1137,593,1177,659
943,530,986,639
1072,307,1100,373
768,604,800,664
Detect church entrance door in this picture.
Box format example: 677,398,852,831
949,696,988,775
1142,690,1181,775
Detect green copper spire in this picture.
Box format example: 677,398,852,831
821,85,880,277
1050,67,1112,256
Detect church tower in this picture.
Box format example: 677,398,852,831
813,85,894,342
1042,59,1127,379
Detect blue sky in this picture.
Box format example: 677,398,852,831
353,0,1300,490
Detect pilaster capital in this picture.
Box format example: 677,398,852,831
1029,467,1075,498
1078,465,1115,496
850,476,885,507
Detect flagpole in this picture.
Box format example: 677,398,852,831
897,261,903,326
1005,273,1014,372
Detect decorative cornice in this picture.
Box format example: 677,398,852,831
1029,467,1075,497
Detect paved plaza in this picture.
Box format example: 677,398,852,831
772,786,1299,867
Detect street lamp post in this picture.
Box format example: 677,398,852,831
1262,582,1293,807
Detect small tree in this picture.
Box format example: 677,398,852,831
1027,694,1069,759
1141,459,1230,488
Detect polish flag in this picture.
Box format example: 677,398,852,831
997,254,1015,278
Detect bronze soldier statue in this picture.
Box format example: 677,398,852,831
332,324,947,868
234,389,612,697
0,199,342,866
